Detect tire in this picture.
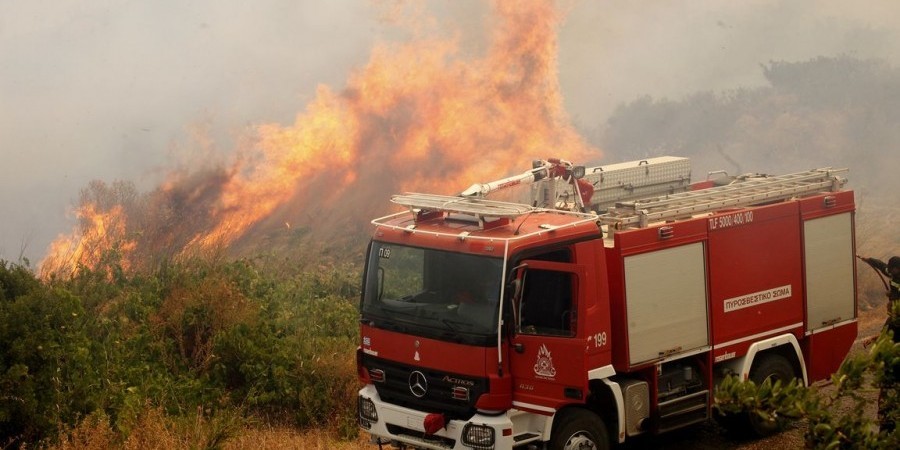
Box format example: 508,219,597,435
749,353,795,386
718,353,796,438
746,353,795,436
548,409,610,450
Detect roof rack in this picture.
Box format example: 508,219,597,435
391,193,537,229
599,168,847,230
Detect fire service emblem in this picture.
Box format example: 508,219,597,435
534,344,557,379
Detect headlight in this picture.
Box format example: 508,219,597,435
358,396,378,428
462,423,495,449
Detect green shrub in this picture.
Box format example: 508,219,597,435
0,257,363,446
715,320,900,449
0,283,100,441
0,261,40,302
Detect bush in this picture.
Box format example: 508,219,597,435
0,277,103,441
715,308,900,449
0,261,40,302
0,257,362,447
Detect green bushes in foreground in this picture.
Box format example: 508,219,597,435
715,305,900,449
0,258,361,446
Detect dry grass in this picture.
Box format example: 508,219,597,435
42,413,118,450
224,427,370,450
41,406,371,450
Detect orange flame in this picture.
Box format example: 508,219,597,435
41,203,136,278
41,0,601,276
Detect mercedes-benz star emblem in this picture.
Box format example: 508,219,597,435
409,371,428,398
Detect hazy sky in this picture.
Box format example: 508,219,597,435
2,0,899,263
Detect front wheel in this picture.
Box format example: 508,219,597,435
548,409,610,450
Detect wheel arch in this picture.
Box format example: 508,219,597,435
581,377,624,444
717,333,808,386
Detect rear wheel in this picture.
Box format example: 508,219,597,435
718,353,796,438
548,409,610,450
746,353,795,436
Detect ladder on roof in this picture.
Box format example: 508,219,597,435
391,193,537,229
599,167,848,230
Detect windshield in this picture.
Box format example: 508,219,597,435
361,242,504,344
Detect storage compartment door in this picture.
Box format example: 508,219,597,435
804,212,856,332
624,242,709,365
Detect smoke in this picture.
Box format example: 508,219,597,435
558,0,900,125
0,1,381,263
34,0,597,276
2,0,900,264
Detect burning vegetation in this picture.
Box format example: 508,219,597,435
40,0,598,279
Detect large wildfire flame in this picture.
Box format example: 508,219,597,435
40,0,600,278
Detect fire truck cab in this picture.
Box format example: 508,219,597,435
357,158,856,450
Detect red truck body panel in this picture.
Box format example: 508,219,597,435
707,203,806,359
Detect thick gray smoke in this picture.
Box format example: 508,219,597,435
2,0,899,263
558,1,900,124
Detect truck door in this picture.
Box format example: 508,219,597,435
508,259,588,413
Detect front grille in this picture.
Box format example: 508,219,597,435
363,354,487,418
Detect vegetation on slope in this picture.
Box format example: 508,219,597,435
0,256,361,448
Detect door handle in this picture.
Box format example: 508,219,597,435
514,342,525,353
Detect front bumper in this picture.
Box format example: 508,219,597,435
358,385,518,450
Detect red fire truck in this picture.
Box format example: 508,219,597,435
357,157,857,450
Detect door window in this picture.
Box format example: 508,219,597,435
518,268,575,337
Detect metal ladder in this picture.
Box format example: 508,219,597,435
599,168,848,230
392,193,535,218
391,193,539,229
